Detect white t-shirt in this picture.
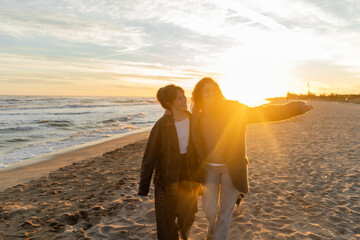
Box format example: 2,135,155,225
174,116,190,154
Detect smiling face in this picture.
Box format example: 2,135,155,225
169,89,187,112
201,82,219,106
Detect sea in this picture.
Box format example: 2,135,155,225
0,96,164,169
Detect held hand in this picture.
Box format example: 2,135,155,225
197,184,204,196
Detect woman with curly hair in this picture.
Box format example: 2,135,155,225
191,77,313,240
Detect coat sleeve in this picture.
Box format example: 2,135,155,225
245,101,307,124
138,121,161,196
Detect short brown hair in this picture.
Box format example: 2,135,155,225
156,84,184,110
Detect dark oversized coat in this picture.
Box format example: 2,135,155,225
138,112,201,196
191,100,307,193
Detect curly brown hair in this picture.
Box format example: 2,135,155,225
191,77,224,111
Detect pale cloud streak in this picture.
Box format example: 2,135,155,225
0,6,150,51
0,52,212,96
0,0,359,96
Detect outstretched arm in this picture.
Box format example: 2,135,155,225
246,101,313,124
138,122,161,196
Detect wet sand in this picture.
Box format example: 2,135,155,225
0,101,359,239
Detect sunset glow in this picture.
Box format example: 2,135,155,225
215,44,292,105
0,0,359,100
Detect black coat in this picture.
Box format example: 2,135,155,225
191,100,307,193
138,112,201,196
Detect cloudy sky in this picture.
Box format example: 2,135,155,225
1,0,359,103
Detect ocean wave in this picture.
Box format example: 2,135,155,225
0,104,117,111
0,101,157,110
0,126,140,167
101,112,146,124
1,98,20,102
112,98,156,104
117,116,132,122
0,113,33,116
48,122,73,127
101,119,118,123
69,125,138,138
130,121,155,124
132,112,146,117
51,112,91,115
31,120,73,128
0,112,91,116
0,126,34,133
0,96,164,168
5,138,29,143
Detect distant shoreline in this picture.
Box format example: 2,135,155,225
267,97,360,104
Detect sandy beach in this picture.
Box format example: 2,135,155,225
0,131,151,192
1,101,359,240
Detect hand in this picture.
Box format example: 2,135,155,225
305,104,314,112
197,184,204,196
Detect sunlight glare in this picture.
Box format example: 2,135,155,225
216,45,291,106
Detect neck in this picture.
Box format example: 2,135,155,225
202,103,214,113
172,109,187,121
202,99,222,113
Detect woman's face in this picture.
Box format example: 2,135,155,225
201,83,218,105
169,89,187,112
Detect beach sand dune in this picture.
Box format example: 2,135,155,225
0,101,359,239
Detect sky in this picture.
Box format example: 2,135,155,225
1,0,360,105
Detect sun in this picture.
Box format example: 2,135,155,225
215,46,291,106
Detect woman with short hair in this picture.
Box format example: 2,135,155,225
138,84,201,240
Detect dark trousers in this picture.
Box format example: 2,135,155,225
155,184,197,240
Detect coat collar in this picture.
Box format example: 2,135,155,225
162,110,191,126
161,110,192,154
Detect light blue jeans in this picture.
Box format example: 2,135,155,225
202,164,239,240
